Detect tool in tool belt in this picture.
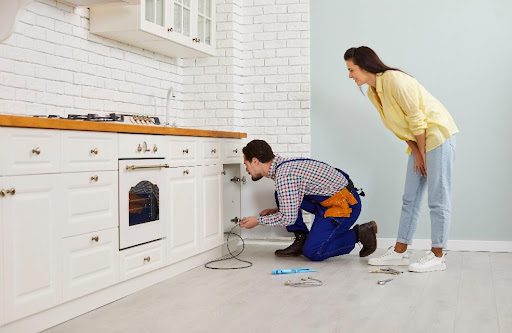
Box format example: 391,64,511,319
369,267,403,275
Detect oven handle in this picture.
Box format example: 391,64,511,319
125,163,170,171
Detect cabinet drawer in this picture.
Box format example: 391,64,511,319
61,228,119,301
168,138,197,166
222,141,243,163
1,127,60,176
120,240,164,281
61,171,118,237
62,131,118,172
119,134,166,159
202,140,221,163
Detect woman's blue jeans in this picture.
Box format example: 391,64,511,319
396,136,456,248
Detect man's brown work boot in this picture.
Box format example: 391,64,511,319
356,221,378,257
275,232,307,257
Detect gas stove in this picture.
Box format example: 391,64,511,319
34,113,161,125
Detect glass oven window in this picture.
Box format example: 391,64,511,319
128,180,160,226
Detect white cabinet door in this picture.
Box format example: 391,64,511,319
222,139,243,164
169,0,192,39
195,0,215,48
61,228,119,301
140,0,167,37
1,127,60,176
61,131,118,172
200,164,223,251
166,166,199,264
1,174,61,322
61,171,118,237
120,240,164,281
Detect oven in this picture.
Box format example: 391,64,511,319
118,134,168,250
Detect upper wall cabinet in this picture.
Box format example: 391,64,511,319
90,0,216,58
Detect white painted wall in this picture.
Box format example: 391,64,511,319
311,0,512,243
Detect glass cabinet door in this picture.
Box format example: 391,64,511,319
173,0,191,37
197,0,212,45
145,0,165,26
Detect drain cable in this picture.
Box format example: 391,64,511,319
204,221,253,270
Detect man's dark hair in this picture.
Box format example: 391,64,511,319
242,140,275,163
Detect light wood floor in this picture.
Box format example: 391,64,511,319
45,245,512,333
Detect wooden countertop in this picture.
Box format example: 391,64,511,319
0,114,247,139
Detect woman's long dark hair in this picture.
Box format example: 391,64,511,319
344,46,401,73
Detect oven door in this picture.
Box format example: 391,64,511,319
119,159,168,250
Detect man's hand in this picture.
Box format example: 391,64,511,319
259,208,278,216
240,216,259,229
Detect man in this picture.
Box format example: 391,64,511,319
239,139,378,261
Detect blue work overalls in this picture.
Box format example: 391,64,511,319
274,159,361,261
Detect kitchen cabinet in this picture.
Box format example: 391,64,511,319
61,171,118,237
61,228,119,301
0,118,245,332
200,164,223,251
0,127,60,176
61,131,118,173
1,174,61,322
90,0,216,58
166,166,200,263
119,239,164,280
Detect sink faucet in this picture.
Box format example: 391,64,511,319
165,86,176,127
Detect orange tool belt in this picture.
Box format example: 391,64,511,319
320,187,358,218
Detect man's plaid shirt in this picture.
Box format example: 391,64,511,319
258,155,349,226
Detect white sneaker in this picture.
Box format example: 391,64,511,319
408,251,446,273
368,246,410,266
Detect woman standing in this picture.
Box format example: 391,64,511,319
344,46,458,272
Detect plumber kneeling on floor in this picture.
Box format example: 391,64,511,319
239,139,377,261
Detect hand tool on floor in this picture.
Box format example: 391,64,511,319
284,276,323,287
369,267,403,275
272,268,317,275
377,278,394,285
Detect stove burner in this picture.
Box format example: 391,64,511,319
67,113,124,122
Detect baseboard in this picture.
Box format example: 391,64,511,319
245,237,512,253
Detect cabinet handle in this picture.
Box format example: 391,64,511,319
153,144,158,152
183,169,190,175
211,148,217,154
6,188,15,195
144,256,151,263
91,235,99,242
32,147,41,155
192,37,201,43
90,175,99,182
182,148,189,154
168,27,173,32
90,148,99,155
233,148,238,153
0,189,5,197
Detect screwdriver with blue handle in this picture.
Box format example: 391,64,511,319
271,268,317,275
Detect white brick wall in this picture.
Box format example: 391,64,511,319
0,0,310,156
